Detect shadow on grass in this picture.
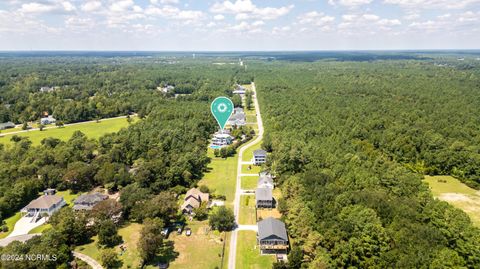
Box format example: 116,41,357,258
148,241,179,267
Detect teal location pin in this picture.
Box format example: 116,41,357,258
211,97,234,131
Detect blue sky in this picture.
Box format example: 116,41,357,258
0,0,479,50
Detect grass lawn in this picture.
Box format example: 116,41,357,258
239,195,256,225
0,127,21,134
56,190,82,206
76,223,144,269
424,175,480,226
29,223,52,234
241,176,258,190
0,117,136,146
236,231,274,269
241,165,261,174
246,114,257,123
198,148,237,207
242,139,262,162
168,221,228,269
0,212,22,239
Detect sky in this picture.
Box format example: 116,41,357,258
0,0,479,51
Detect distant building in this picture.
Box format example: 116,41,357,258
233,84,246,95
40,115,56,125
211,132,234,147
256,187,273,208
257,217,289,254
253,149,267,165
158,85,175,93
39,86,54,93
0,121,15,130
228,108,246,126
258,172,274,189
21,190,66,217
73,192,108,211
181,188,209,214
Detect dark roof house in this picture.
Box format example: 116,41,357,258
73,192,108,210
0,121,15,130
257,217,289,254
253,149,267,165
256,187,273,208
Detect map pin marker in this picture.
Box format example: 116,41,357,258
211,96,234,132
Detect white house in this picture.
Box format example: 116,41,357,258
21,190,66,217
253,149,267,165
40,115,56,125
211,133,233,147
258,172,274,189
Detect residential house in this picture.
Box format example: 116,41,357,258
253,149,267,165
227,108,246,126
181,188,209,214
73,192,108,210
21,190,66,218
40,115,56,125
232,84,246,95
256,187,273,208
158,85,175,93
211,132,234,147
257,172,274,189
257,217,289,254
39,86,54,93
0,121,15,130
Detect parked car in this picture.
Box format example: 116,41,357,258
177,226,183,235
185,228,192,236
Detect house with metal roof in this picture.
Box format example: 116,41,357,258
0,121,15,130
257,172,274,189
253,149,267,165
73,192,108,210
256,187,273,208
257,217,289,254
227,108,246,126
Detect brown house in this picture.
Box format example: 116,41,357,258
181,188,209,214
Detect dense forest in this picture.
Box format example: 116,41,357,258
255,60,480,268
0,56,253,268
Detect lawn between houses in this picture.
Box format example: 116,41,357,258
424,175,480,226
0,117,136,146
236,231,274,269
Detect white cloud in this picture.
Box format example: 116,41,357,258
19,1,76,14
384,0,480,9
328,0,373,7
81,1,102,12
151,0,180,4
110,0,134,13
298,11,335,26
145,5,205,21
252,20,264,26
210,0,293,20
214,14,225,20
338,13,402,33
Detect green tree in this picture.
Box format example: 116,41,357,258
100,248,121,269
138,218,164,264
209,206,235,231
98,219,122,247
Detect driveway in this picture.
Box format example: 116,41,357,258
73,251,103,269
7,215,46,238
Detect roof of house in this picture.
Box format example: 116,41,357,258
229,113,246,121
256,187,272,201
74,192,108,205
25,195,63,210
257,217,288,241
258,173,274,187
234,107,244,114
181,188,209,210
0,122,15,128
253,149,267,157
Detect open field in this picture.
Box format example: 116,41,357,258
0,117,136,146
198,148,238,207
168,221,228,269
424,175,480,226
239,196,256,225
236,231,274,269
241,176,258,190
242,139,262,162
241,164,261,174
76,223,144,269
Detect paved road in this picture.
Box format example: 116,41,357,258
0,115,131,137
228,82,264,269
73,251,104,269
